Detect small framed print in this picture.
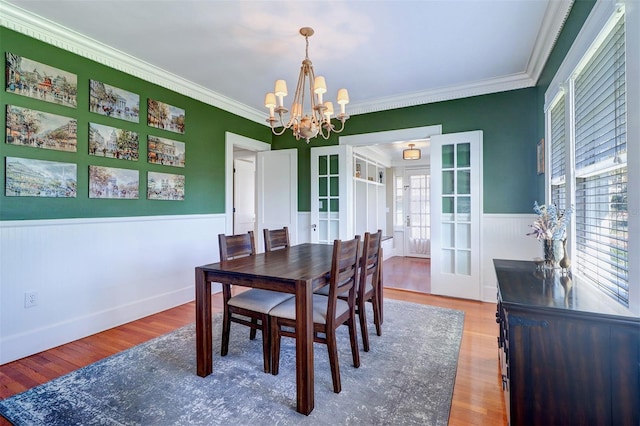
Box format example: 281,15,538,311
537,138,545,175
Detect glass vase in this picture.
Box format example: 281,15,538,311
543,239,562,268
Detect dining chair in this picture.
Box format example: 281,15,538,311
218,231,293,373
315,230,383,351
356,230,383,352
263,226,290,252
269,236,361,393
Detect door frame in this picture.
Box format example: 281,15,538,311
225,132,270,235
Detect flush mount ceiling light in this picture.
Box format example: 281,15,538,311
264,27,349,143
403,143,421,160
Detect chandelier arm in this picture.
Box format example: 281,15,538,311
331,118,347,134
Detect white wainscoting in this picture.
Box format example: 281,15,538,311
0,214,226,364
480,214,540,302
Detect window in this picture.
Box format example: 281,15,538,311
394,174,403,227
545,2,635,310
549,94,566,210
573,14,628,305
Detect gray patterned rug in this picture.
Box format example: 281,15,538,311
0,299,464,425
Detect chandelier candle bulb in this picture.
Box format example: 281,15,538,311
337,88,349,114
324,101,334,119
274,80,287,107
265,93,276,118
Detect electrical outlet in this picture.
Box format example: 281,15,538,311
24,291,38,308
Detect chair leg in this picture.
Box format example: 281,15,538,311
358,297,370,352
270,317,281,376
326,329,342,393
249,318,258,340
348,316,361,368
371,295,382,336
260,314,271,373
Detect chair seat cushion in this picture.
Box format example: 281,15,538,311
228,289,294,313
269,294,350,324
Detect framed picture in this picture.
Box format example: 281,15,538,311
147,99,185,134
537,138,545,175
147,171,185,200
89,123,139,161
147,135,185,167
6,157,77,197
89,165,139,199
5,53,77,108
6,105,77,152
89,80,140,123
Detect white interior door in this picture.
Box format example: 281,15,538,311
310,145,352,243
430,131,483,300
256,149,298,250
233,157,255,235
404,168,430,258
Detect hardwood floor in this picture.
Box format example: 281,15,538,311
0,258,506,426
383,255,431,293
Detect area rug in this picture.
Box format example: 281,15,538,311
0,299,464,425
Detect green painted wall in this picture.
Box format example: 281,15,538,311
0,28,271,221
273,0,597,215
274,88,539,214
2,0,595,220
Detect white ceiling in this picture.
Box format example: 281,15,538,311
1,0,572,163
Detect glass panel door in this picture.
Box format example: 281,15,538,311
430,131,482,300
310,145,352,243
404,168,430,257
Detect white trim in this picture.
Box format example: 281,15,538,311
0,213,216,228
348,74,535,116
527,1,575,84
339,125,442,147
224,132,271,235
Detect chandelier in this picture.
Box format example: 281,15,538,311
264,27,349,143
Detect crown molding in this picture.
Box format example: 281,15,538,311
348,72,536,115
0,0,567,122
0,1,266,125
527,0,574,84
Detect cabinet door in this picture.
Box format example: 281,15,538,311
310,145,352,243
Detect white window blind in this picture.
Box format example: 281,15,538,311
573,14,628,306
550,95,566,210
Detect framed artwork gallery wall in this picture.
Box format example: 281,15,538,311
1,27,270,221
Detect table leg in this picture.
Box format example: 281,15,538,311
195,267,213,377
295,279,314,415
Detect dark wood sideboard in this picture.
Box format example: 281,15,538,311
494,259,640,426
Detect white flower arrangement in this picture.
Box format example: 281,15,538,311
527,201,573,241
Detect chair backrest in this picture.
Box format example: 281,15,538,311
218,231,256,261
359,230,382,298
263,227,290,252
326,235,361,324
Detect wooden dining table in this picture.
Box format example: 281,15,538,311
195,243,335,415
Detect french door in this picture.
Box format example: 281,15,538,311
404,168,430,258
310,145,352,243
430,131,482,300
